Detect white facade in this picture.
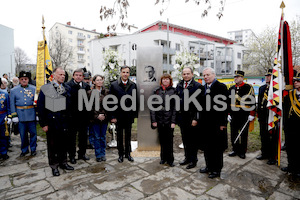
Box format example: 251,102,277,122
0,24,15,79
227,29,255,45
49,22,101,73
90,29,248,76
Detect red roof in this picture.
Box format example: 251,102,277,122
138,21,235,45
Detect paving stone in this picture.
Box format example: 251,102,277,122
131,167,190,195
0,176,12,190
91,186,144,200
0,180,54,200
206,183,265,200
195,195,219,200
277,175,300,199
47,164,115,190
91,166,149,191
175,172,219,195
225,169,278,198
0,163,29,176
138,158,168,174
268,191,296,200
40,182,102,200
145,186,196,200
28,156,49,170
12,168,46,187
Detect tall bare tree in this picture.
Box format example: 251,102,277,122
49,31,73,70
99,0,226,32
14,47,31,74
244,17,300,75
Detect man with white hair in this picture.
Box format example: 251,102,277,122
198,67,229,179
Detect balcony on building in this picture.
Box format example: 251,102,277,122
78,59,86,63
77,50,85,55
77,35,86,40
163,64,174,71
77,43,85,47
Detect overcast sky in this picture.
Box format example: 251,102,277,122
1,0,299,62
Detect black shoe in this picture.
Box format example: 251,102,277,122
87,144,94,149
52,168,60,176
78,155,90,161
256,155,267,160
267,160,276,165
59,163,74,170
2,154,9,160
208,172,220,179
186,162,197,169
200,167,209,173
31,151,37,156
167,162,175,167
70,157,77,164
96,158,102,162
228,151,237,157
127,155,134,162
160,160,166,164
20,150,29,157
239,154,246,159
281,167,289,172
179,159,190,165
118,155,124,163
100,156,106,161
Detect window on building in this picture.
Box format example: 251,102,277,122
124,60,126,65
87,34,90,38
237,64,241,70
78,32,83,36
69,38,72,43
78,55,83,59
237,52,242,59
78,40,83,46
211,63,214,68
68,30,72,34
175,43,180,51
79,48,84,51
88,63,90,66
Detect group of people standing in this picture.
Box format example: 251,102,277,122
1,65,299,179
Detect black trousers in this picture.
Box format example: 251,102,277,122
180,122,198,163
204,148,223,173
157,124,174,163
230,113,249,155
259,121,278,160
286,130,300,174
116,122,132,156
47,126,68,169
68,119,88,158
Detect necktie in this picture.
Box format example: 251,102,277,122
184,82,188,88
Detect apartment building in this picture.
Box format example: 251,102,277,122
49,22,101,73
0,24,15,78
89,21,247,76
227,29,255,45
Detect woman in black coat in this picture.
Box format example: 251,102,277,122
150,74,176,167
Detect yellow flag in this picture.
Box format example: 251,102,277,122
36,41,45,93
44,40,53,82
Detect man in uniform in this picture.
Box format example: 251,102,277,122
198,67,229,178
110,66,137,163
10,71,37,157
66,68,91,164
256,69,277,165
37,67,74,176
281,71,300,177
176,67,204,169
0,77,11,160
228,70,255,159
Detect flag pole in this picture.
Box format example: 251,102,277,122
42,15,46,84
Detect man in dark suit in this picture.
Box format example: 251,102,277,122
256,69,277,165
37,67,74,176
198,67,229,178
176,67,204,169
66,68,91,164
109,66,137,163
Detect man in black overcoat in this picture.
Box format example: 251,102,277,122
198,67,229,178
109,66,137,163
176,67,204,169
256,69,277,165
37,67,74,176
66,68,91,164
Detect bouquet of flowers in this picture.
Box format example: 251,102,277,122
102,48,123,86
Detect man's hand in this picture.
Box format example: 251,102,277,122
171,123,175,129
248,115,255,121
42,126,48,132
6,118,12,125
220,126,227,131
12,117,19,123
191,120,198,127
152,122,157,127
98,114,105,121
227,115,232,122
111,118,117,123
